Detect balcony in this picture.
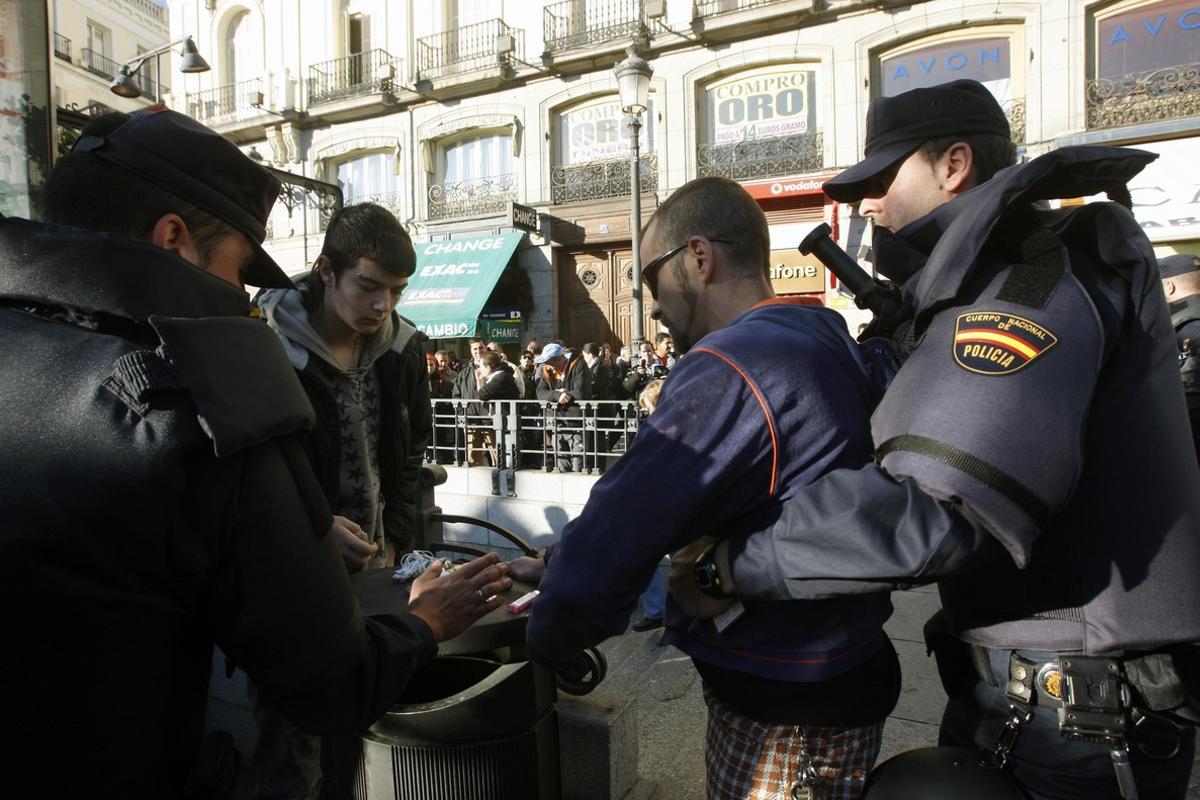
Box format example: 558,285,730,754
428,174,517,221
80,48,119,80
54,33,71,62
543,0,642,54
186,78,263,125
1086,62,1200,131
694,0,783,16
308,49,401,106
697,130,823,181
417,18,524,81
551,153,658,205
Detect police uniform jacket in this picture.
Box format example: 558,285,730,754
0,219,437,796
1170,293,1200,456
728,147,1200,656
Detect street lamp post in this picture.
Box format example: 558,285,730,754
109,36,210,102
614,46,653,352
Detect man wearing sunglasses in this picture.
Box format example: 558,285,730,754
672,80,1200,798
528,176,899,798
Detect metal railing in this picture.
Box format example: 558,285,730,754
308,48,401,105
428,398,644,474
128,0,167,21
1006,98,1026,144
186,77,263,123
1086,62,1200,130
80,48,119,80
54,33,71,62
551,152,658,205
697,130,823,181
694,0,783,17
544,0,642,53
417,18,525,80
428,173,517,220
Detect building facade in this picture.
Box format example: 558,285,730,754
50,0,171,123
165,0,1200,347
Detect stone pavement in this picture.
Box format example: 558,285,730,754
602,585,1200,799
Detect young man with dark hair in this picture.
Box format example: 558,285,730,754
675,80,1200,798
254,203,434,797
1,109,509,797
528,177,898,798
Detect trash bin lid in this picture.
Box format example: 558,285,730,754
351,567,536,655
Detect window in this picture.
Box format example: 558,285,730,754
698,64,825,180
875,27,1025,140
556,94,655,166
86,20,109,59
1093,0,1200,78
441,131,513,184
349,12,369,54
225,10,256,86
336,151,399,204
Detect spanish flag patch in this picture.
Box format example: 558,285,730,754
953,312,1057,376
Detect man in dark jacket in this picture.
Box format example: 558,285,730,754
0,109,509,798
255,202,434,797
528,178,897,799
674,81,1200,798
535,342,592,472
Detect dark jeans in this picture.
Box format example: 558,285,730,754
939,647,1195,799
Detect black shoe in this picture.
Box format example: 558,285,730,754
632,616,663,632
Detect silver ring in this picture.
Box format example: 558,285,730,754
476,588,485,601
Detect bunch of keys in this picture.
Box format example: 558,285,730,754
790,728,819,800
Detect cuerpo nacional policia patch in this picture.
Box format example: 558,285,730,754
953,312,1058,376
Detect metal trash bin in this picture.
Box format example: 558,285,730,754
347,464,560,799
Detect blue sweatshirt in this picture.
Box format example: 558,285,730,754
527,299,894,682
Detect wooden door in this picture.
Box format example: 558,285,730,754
559,246,660,350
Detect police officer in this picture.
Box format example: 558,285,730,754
670,80,1200,798
1160,253,1200,459
0,109,511,796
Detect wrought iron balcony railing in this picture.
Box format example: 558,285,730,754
308,49,401,106
428,174,517,220
1006,98,1026,144
544,0,642,53
54,33,71,62
551,153,658,205
694,0,783,18
186,78,263,123
81,48,119,80
1086,62,1200,130
417,18,524,80
697,130,823,181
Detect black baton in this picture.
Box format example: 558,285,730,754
799,223,894,316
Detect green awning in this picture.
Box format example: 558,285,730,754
395,232,524,339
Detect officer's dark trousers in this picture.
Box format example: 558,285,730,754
939,647,1194,799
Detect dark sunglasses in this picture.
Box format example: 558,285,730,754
641,236,735,297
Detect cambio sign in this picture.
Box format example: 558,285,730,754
705,67,817,145
559,95,656,164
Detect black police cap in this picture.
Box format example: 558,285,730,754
72,107,290,289
824,79,1011,203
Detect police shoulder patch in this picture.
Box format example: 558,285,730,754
953,312,1058,376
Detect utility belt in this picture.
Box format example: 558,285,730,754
924,612,1199,798
971,646,1190,762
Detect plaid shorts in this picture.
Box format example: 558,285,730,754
704,688,884,800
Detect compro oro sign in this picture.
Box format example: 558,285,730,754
558,94,656,165
705,66,818,146
395,233,524,339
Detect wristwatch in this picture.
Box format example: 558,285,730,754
692,541,727,598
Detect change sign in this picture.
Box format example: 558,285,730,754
396,233,524,339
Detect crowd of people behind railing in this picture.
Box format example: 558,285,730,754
424,332,678,472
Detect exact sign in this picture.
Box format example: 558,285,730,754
509,201,539,234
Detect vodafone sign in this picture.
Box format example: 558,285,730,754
742,174,836,200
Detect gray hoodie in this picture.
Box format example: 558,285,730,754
257,279,419,568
